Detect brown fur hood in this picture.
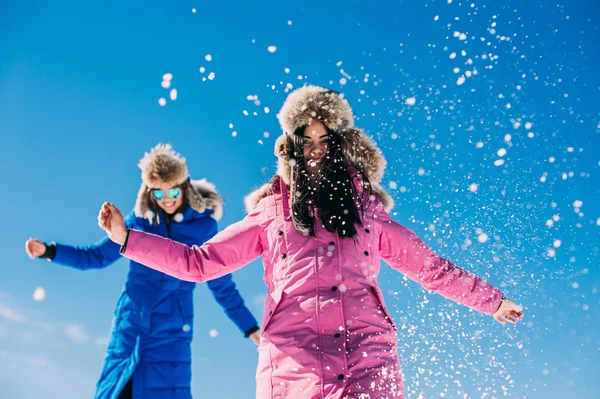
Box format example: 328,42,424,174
133,144,223,223
245,85,394,213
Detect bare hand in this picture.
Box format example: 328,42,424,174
249,330,261,345
493,298,524,325
25,238,46,259
97,202,127,245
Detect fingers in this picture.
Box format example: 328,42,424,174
25,239,34,259
97,203,112,231
495,309,524,325
105,202,120,216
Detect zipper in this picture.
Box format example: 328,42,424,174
165,213,172,238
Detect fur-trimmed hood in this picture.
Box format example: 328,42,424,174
133,144,223,223
245,85,394,213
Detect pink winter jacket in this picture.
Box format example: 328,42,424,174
122,172,503,399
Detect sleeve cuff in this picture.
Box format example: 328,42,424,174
119,229,131,255
243,325,260,338
39,243,57,261
494,295,506,314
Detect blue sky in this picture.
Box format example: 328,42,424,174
1,0,599,398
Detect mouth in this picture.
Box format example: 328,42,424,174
307,157,323,167
162,201,177,208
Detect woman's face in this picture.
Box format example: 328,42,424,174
303,121,329,174
152,182,184,215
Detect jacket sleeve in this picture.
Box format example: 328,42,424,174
51,212,135,270
376,205,503,315
206,274,260,336
122,201,265,283
198,217,260,336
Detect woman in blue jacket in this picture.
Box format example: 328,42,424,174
25,144,260,399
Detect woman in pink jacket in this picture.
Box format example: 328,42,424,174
98,86,523,399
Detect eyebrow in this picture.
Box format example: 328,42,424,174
303,134,329,139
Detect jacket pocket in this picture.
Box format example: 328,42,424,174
261,289,284,333
371,285,397,331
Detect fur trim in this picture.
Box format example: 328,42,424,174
133,144,223,222
245,86,394,214
371,184,395,213
190,179,224,222
277,85,354,135
244,182,274,214
138,144,189,188
275,86,387,186
244,177,394,214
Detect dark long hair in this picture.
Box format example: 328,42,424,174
288,125,372,238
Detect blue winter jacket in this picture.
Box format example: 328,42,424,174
50,206,258,399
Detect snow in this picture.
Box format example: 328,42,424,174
405,97,416,106
32,287,46,302
209,329,218,338
205,54,212,61
158,98,166,106
169,89,177,101
477,233,489,243
267,46,277,53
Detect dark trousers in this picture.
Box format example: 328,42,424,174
117,377,133,399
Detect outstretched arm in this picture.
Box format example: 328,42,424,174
25,212,135,270
98,202,265,283
376,206,523,323
207,275,260,338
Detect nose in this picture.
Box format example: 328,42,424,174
310,144,324,157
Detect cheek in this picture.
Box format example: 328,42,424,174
303,146,312,158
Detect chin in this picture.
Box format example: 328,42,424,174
161,205,178,214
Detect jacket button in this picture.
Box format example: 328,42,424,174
278,231,283,236
281,254,287,259
269,311,273,316
329,241,335,247
337,374,344,380
334,333,341,338
364,251,369,256
365,228,371,233
331,286,338,292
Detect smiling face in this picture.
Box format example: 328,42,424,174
152,182,184,215
303,120,329,174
